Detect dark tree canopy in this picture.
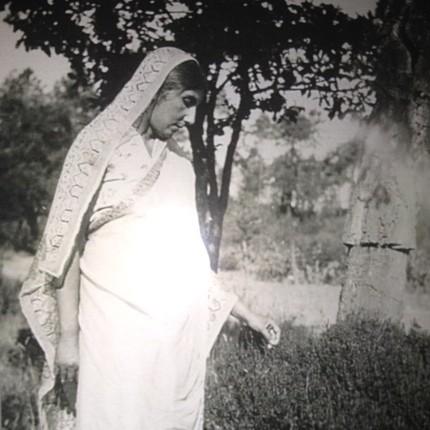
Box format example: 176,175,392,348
0,0,379,268
0,1,377,113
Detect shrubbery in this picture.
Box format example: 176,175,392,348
206,318,430,429
1,345,39,430
0,270,21,316
0,270,40,430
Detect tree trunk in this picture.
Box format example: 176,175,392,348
338,0,430,322
189,83,247,272
205,212,223,272
290,239,299,285
24,205,39,253
338,142,416,321
338,247,409,321
188,105,225,272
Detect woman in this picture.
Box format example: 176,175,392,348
20,47,280,430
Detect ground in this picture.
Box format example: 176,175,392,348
3,250,429,333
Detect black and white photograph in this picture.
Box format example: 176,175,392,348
1,0,429,429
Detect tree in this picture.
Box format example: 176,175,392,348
225,112,353,283
338,0,430,321
256,112,358,283
0,0,376,269
230,142,269,272
255,113,319,282
0,70,96,250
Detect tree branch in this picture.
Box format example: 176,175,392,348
216,69,237,93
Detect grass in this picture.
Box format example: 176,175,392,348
205,318,430,430
219,270,430,332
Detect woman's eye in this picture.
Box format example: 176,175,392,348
183,96,197,108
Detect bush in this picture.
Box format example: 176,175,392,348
219,248,240,272
205,318,430,429
0,272,40,430
253,240,290,282
0,272,21,315
1,327,40,430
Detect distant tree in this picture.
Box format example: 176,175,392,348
231,142,269,271
224,115,354,282
256,113,323,282
0,70,96,250
0,0,376,269
256,113,320,218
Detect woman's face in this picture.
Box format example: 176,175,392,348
149,87,203,141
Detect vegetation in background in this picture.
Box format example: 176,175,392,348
0,0,378,269
0,272,40,430
0,70,96,251
221,112,355,285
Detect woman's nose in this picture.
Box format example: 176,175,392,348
183,106,197,125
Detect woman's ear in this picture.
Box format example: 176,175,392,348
134,99,156,134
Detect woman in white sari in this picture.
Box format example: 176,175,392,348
20,47,280,430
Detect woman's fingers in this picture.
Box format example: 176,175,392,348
55,364,78,416
56,363,79,386
64,364,79,382
54,334,79,413
248,314,281,347
264,320,281,346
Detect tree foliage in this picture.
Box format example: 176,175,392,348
253,112,356,219
0,70,96,250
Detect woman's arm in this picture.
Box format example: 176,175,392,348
55,250,80,375
208,274,281,350
56,250,80,336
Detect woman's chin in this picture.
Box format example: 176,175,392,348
153,128,176,141
151,131,170,141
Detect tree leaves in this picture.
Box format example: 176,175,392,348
1,0,378,115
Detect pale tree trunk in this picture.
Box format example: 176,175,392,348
290,239,299,285
338,0,430,322
338,147,416,321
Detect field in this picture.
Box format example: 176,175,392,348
5,251,430,331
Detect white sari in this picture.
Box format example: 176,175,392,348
77,130,232,429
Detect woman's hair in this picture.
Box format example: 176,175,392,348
159,60,206,95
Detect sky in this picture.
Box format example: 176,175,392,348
0,15,70,89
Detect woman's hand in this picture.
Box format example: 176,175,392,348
247,315,281,347
56,332,79,375
231,301,281,347
55,332,79,415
